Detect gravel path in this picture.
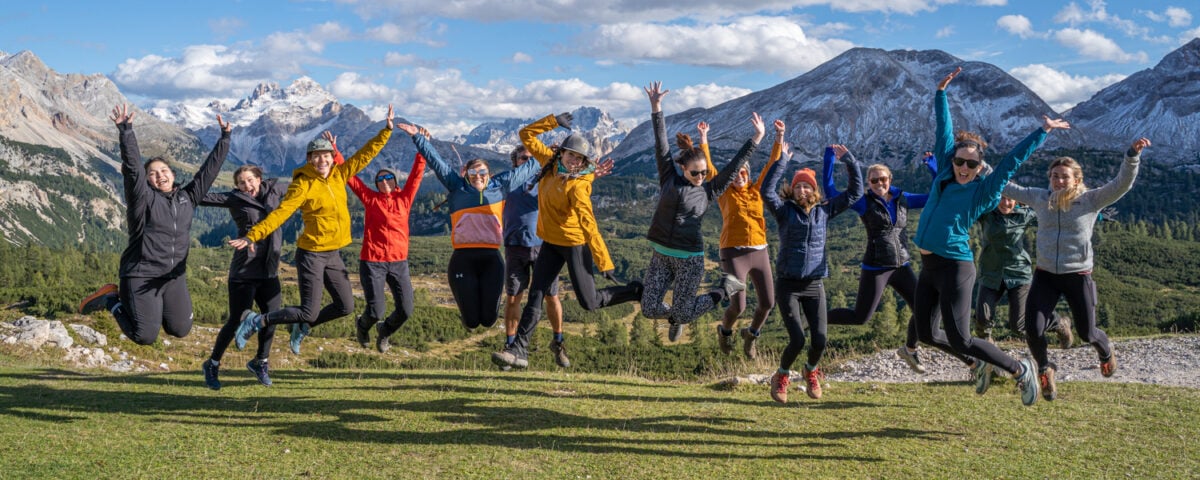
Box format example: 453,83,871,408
825,335,1200,388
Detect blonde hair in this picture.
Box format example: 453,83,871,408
781,183,823,213
867,164,891,180
1048,156,1087,211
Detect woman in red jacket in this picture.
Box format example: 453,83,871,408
324,131,426,354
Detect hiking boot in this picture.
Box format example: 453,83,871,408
769,371,790,404
247,359,272,387
717,326,735,355
1055,321,1073,349
355,316,371,348
234,310,262,350
1016,357,1040,406
491,348,528,369
1039,366,1057,401
375,323,391,354
803,366,824,400
740,328,759,359
1100,344,1117,378
972,360,993,395
202,359,221,391
550,339,571,368
896,346,927,374
667,321,683,342
714,274,746,308
289,322,310,355
80,283,118,314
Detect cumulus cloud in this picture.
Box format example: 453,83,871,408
510,52,533,64
1166,7,1192,27
997,14,1038,39
975,0,1006,5
328,72,397,102
1053,28,1148,63
1054,1,1147,37
112,44,300,98
936,26,954,38
574,16,854,75
1009,63,1125,112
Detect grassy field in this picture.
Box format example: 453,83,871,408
0,358,1197,479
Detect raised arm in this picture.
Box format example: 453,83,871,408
646,81,675,185
184,115,231,203
827,148,863,218
237,177,310,248
199,190,235,208
821,145,840,198
329,137,370,201
399,153,426,205
698,121,717,182
400,123,464,192
1084,138,1147,209
933,68,961,175
711,112,764,196
980,115,1067,203
112,104,150,217
337,105,394,178
519,113,571,166
760,145,791,216
753,121,786,190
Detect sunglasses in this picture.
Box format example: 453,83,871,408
688,169,708,177
467,168,489,176
952,157,981,169
375,173,396,182
869,177,890,185
519,155,534,161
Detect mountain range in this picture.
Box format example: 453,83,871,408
1,39,1198,248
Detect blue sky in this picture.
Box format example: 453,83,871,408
1,0,1197,135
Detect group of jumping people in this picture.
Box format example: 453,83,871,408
78,68,1145,406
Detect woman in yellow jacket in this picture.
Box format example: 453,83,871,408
700,119,779,359
491,112,644,369
229,106,394,355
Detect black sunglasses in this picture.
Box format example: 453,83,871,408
952,157,981,169
376,173,396,182
869,177,890,185
688,169,708,177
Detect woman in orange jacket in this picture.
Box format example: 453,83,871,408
229,106,394,355
491,111,644,369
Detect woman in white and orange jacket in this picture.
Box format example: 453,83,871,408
491,111,643,369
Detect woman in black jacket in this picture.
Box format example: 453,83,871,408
640,81,757,343
80,104,230,346
197,165,285,390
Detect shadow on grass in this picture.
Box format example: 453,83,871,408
0,368,955,461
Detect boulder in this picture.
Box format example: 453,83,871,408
69,324,108,346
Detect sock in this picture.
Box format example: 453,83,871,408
506,335,516,346
805,363,817,372
553,332,564,343
777,368,790,375
749,327,760,337
209,359,219,367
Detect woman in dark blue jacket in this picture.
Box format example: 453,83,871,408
913,67,1070,406
197,165,286,390
761,141,861,403
640,82,757,343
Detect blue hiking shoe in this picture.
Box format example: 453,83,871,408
1016,357,1040,406
234,310,262,350
202,359,221,390
246,359,272,387
972,360,993,395
289,322,310,355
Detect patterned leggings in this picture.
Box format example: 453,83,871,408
640,252,718,324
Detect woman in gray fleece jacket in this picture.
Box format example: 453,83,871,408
1003,137,1150,401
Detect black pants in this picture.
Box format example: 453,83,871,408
264,249,353,327
359,260,414,336
827,266,923,348
1025,269,1111,371
975,283,1028,337
118,274,192,345
512,242,641,356
448,248,505,329
776,278,826,371
915,253,1019,374
212,278,280,362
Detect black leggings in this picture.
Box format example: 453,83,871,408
448,248,505,329
776,278,826,371
512,242,641,356
118,274,192,345
211,278,280,362
264,249,353,327
915,253,1019,374
359,260,415,336
1025,269,1111,371
827,266,921,348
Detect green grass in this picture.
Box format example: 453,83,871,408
0,362,1196,479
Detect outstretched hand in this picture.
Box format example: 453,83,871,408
110,104,135,125
773,119,785,137
1042,115,1071,132
394,123,420,136
321,130,337,148
830,144,849,160
749,113,766,143
937,67,962,91
555,112,574,129
385,104,394,130
697,121,709,137
217,114,231,133
1130,137,1151,155
644,81,669,111
594,157,615,178
228,237,255,253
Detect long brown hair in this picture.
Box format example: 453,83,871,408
780,183,823,213
1048,156,1087,211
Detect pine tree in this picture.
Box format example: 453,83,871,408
870,291,899,342
629,315,655,348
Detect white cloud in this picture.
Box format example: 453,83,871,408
936,26,954,38
365,21,440,45
383,52,418,67
1053,28,1148,63
576,16,854,75
113,44,299,98
1181,27,1200,43
1166,7,1193,27
1053,1,1147,37
1008,63,1125,112
328,72,397,102
975,0,1006,5
997,14,1038,39
510,52,533,64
